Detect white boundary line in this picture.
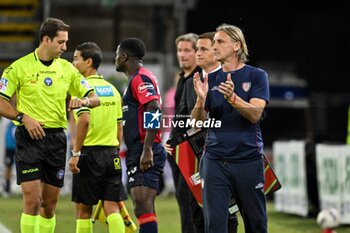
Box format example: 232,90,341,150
0,222,12,233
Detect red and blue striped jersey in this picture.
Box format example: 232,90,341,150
122,67,162,149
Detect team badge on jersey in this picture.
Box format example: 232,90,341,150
44,77,53,86
143,110,161,129
242,82,251,92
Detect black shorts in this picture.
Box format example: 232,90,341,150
4,148,15,167
15,126,67,187
126,143,166,193
72,146,127,205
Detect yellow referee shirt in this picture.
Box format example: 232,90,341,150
74,75,122,146
0,49,94,128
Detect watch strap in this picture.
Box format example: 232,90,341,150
15,112,24,123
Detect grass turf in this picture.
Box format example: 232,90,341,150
0,194,350,233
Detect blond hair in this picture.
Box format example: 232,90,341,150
216,24,249,63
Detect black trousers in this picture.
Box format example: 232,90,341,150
167,154,202,233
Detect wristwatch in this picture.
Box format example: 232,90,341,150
71,150,81,157
15,112,24,123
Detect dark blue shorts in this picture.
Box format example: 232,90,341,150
126,143,166,193
15,126,67,187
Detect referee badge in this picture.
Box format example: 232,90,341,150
242,82,251,92
44,77,53,86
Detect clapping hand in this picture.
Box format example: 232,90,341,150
193,72,208,101
218,73,235,100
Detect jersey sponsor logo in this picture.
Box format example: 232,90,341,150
101,101,116,106
80,79,92,89
22,167,39,174
56,169,65,180
242,82,251,92
143,110,161,129
122,105,128,112
138,82,154,93
39,70,56,74
44,77,53,86
95,86,114,96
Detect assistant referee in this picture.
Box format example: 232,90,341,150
69,42,127,233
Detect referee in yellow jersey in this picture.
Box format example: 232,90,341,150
0,18,100,233
69,42,127,233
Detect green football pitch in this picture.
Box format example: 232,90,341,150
0,194,350,233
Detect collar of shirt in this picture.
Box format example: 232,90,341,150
86,74,103,80
202,64,222,77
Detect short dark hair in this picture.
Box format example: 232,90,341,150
198,32,215,41
39,18,70,42
118,37,146,59
76,42,103,69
